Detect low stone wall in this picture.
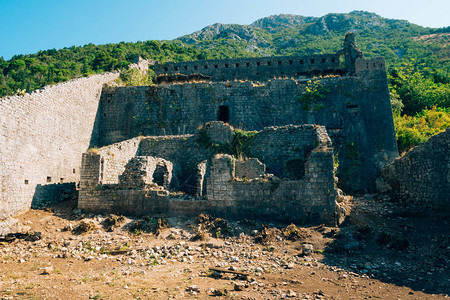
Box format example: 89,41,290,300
0,72,119,221
377,129,450,210
78,123,339,225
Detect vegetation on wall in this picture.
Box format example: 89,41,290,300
299,78,330,111
115,68,155,86
197,128,258,159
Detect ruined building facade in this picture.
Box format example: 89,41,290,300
77,33,398,225
93,33,398,193
0,33,400,225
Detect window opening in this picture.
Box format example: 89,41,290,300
218,105,230,123
153,164,165,186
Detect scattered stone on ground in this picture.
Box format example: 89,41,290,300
0,196,448,299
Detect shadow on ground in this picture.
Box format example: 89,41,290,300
33,193,449,296
322,195,450,296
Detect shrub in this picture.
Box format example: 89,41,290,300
394,107,450,153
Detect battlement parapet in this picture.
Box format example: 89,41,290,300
154,53,341,82
355,57,386,74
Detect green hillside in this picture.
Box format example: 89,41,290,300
1,11,449,152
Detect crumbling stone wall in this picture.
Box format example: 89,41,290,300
0,72,119,221
96,71,397,192
377,129,450,210
94,137,141,184
154,54,341,83
78,123,339,224
95,35,398,192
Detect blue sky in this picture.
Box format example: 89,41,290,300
0,0,448,59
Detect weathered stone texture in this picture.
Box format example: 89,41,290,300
377,128,450,210
0,73,119,221
78,124,338,225
234,158,265,180
154,54,341,82
96,71,397,192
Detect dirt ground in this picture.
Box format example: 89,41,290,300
0,194,448,299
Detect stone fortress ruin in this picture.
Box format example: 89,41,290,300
2,33,419,227
77,33,399,225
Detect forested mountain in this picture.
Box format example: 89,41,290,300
177,11,448,69
1,11,448,152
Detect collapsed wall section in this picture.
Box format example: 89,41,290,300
78,123,339,224
0,73,119,221
377,128,450,210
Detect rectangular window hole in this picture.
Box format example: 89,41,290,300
73,169,76,174
60,178,64,183
322,58,326,63
278,61,282,65
289,60,293,65
46,177,51,183
311,59,315,64
24,180,29,185
174,67,179,71
267,61,271,66
204,65,208,69
218,105,230,123
300,60,304,64
184,66,188,70
256,62,260,66
332,58,336,63
346,104,359,108
246,62,250,67
225,64,229,68
194,66,198,70
214,65,218,69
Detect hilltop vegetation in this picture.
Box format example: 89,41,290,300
0,11,448,152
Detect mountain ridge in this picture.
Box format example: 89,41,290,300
0,11,448,98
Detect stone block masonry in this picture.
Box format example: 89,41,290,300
79,123,340,225
154,54,341,83
96,71,398,192
0,72,119,221
95,35,398,193
377,128,450,211
1,33,403,226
